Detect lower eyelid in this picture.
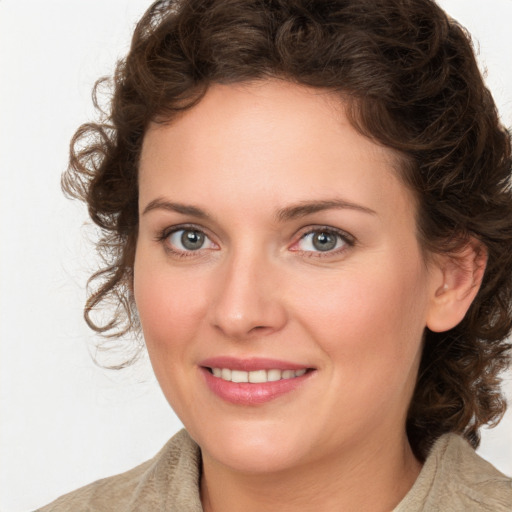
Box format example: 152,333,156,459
293,229,353,252
157,225,353,256
163,226,221,254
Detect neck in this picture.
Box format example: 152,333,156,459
200,431,422,512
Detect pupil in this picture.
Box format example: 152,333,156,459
313,232,336,251
181,230,204,250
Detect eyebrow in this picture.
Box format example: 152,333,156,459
141,197,376,220
142,198,210,218
275,199,376,222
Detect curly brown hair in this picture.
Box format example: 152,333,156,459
65,0,512,459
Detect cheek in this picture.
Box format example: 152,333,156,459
291,256,429,373
133,255,209,354
133,255,212,417
289,259,429,430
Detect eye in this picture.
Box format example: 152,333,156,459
293,228,352,254
166,228,216,252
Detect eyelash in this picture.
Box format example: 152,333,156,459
156,224,216,259
155,224,355,259
291,226,355,258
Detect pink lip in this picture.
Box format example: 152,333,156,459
198,357,315,405
199,356,310,372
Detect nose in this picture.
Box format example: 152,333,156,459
209,250,288,340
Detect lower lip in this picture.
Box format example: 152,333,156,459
200,367,313,405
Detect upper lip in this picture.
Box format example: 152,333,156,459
199,356,312,372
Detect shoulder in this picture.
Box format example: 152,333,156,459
35,429,203,512
436,434,512,511
396,434,512,512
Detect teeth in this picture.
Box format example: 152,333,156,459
210,368,308,383
267,369,282,382
231,370,249,383
248,370,267,383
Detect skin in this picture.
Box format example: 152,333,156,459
133,80,480,512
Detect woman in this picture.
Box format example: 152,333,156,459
38,0,512,510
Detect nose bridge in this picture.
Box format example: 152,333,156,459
211,243,286,339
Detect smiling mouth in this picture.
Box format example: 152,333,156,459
206,367,310,383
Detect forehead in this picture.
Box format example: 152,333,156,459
139,80,414,223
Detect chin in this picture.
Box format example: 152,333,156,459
188,419,311,474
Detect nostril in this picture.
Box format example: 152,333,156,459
246,325,275,337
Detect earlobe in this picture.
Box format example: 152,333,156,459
426,240,487,333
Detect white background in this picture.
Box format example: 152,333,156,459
1,1,511,511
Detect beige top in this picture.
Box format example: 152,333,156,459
37,430,512,511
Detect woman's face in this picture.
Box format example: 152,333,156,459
134,80,440,474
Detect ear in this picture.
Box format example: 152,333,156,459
426,239,487,333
